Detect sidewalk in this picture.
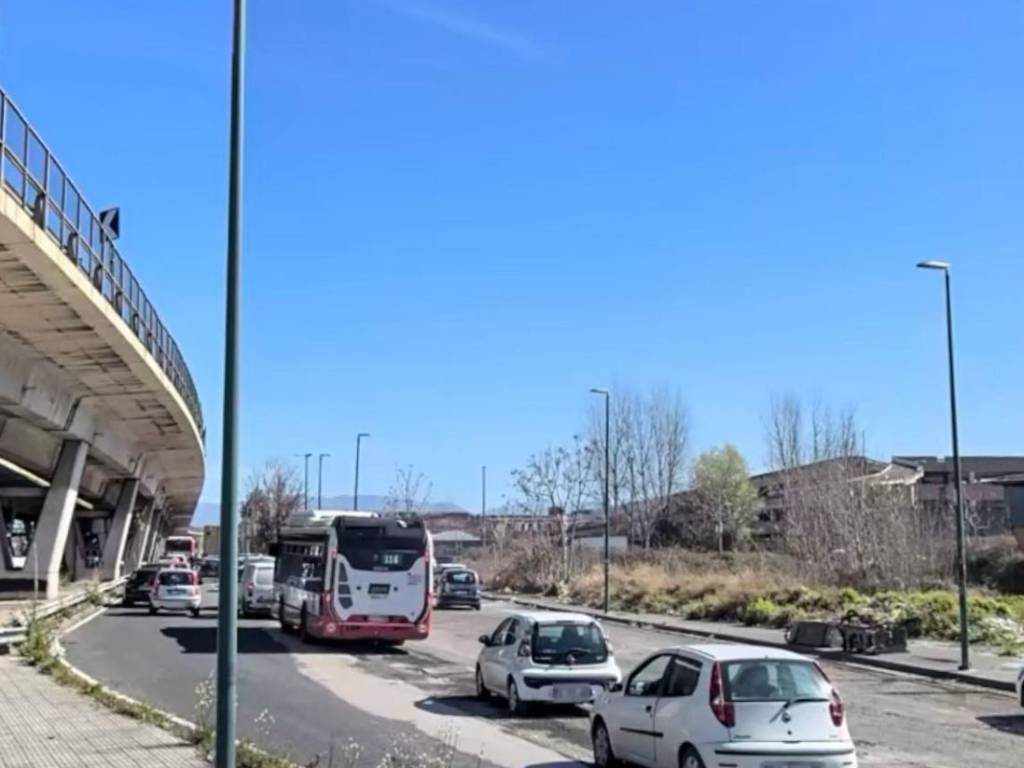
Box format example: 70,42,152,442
0,654,207,768
494,592,1023,694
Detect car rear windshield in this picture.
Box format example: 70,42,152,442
444,570,476,584
130,569,158,585
158,571,193,586
723,660,831,703
253,568,273,586
531,621,608,664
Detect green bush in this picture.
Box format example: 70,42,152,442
742,597,780,626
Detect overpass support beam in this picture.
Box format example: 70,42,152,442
145,508,165,562
101,479,139,581
127,499,155,571
24,440,88,600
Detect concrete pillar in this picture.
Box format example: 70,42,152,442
101,479,139,580
127,499,155,571
0,510,12,572
25,440,88,600
145,508,164,562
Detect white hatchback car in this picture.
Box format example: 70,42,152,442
149,567,202,617
591,644,857,768
475,611,622,714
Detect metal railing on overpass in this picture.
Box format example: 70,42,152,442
0,88,204,439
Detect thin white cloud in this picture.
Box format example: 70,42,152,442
375,0,539,60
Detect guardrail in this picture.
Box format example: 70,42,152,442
0,88,204,439
0,578,125,649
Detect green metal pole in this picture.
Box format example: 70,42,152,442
944,269,970,671
216,0,245,765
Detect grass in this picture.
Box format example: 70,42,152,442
487,548,1024,655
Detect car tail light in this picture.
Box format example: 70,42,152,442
517,640,532,658
828,688,844,726
709,662,735,728
814,662,844,726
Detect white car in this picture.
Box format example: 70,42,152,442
475,611,622,714
149,567,202,617
1017,663,1023,708
590,644,857,768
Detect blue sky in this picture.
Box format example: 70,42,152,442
1,1,1022,514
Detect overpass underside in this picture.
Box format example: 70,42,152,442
0,91,204,599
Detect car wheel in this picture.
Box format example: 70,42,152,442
190,607,201,618
123,599,134,608
507,679,528,716
148,606,157,615
475,667,489,699
299,608,312,643
592,719,617,768
278,600,294,634
680,746,706,768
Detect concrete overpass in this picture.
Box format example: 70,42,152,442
0,88,204,598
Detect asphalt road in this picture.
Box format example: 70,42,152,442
62,584,1024,767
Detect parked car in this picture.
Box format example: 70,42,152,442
238,559,275,617
1016,662,1023,708
590,644,857,768
149,568,202,617
123,564,162,606
435,567,481,610
476,611,621,714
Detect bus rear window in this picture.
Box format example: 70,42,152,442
339,536,426,571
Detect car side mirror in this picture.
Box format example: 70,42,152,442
608,682,624,694
478,634,491,646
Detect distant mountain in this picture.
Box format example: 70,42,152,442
318,495,468,514
189,495,468,525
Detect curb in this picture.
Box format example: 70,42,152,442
487,593,1018,695
51,612,304,767
0,579,126,651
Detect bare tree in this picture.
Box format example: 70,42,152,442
385,464,432,515
763,393,952,586
241,460,304,553
512,436,593,581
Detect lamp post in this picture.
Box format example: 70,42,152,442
215,1,245,765
317,453,330,510
482,465,487,517
298,453,312,512
590,387,611,613
354,433,370,510
917,259,970,671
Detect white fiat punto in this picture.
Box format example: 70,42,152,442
475,611,622,715
591,644,857,768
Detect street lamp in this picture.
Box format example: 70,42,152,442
917,259,970,670
482,465,487,517
297,453,312,511
317,453,330,510
354,433,370,510
216,1,245,766
590,387,611,614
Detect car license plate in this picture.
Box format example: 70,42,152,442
762,762,827,768
368,584,390,597
551,684,592,702
367,615,389,623
168,588,186,595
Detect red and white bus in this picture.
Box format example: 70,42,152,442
164,535,198,566
272,512,433,643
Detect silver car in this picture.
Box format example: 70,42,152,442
238,559,275,617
